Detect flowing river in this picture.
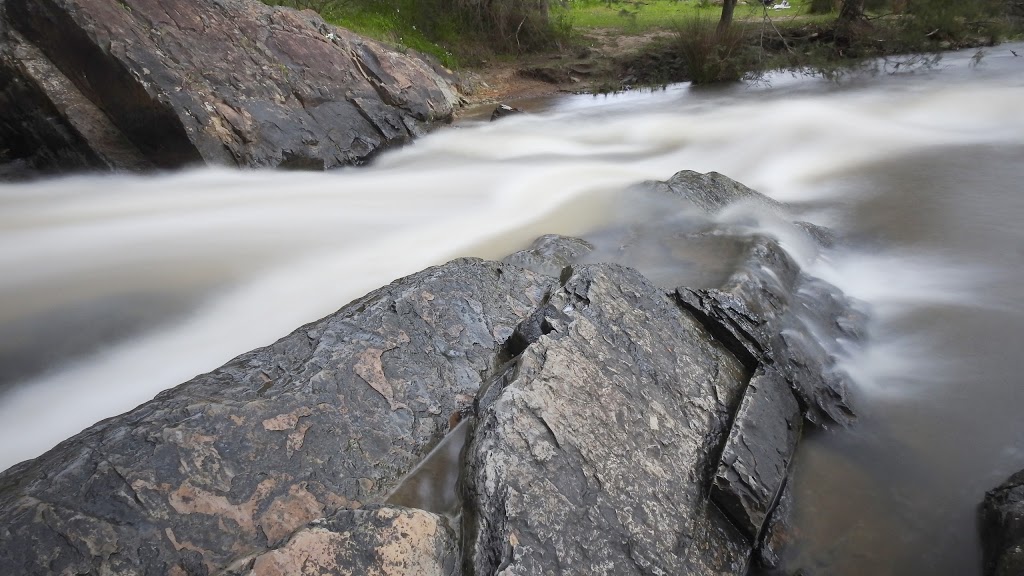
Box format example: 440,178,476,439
2,43,1023,575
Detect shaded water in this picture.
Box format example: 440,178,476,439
2,43,1024,575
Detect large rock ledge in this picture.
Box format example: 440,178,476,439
0,0,461,175
0,171,866,575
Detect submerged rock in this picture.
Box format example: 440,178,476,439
0,170,864,575
490,103,524,122
502,234,594,277
0,0,461,174
657,169,786,214
981,470,1024,576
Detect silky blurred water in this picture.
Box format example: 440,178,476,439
2,42,1023,576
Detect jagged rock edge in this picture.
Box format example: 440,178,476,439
456,262,801,572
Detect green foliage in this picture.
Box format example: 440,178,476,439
673,16,758,83
809,0,837,13
565,0,813,31
613,0,1018,86
263,0,563,64
261,0,1018,78
898,0,1008,45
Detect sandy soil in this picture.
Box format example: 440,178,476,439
455,28,675,115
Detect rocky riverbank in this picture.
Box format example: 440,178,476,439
0,0,688,176
0,0,461,176
0,170,866,575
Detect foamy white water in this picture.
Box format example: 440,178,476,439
2,42,1024,576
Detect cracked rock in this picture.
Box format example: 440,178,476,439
461,264,751,575
711,366,801,542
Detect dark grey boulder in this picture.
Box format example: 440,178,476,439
657,169,786,214
676,236,863,428
461,263,752,576
981,470,1024,576
0,0,461,175
756,469,796,570
637,171,863,428
459,170,864,575
490,103,523,121
0,259,553,575
711,365,801,543
0,0,151,175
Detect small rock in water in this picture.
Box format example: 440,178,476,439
490,103,523,121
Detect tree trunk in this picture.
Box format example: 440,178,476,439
837,0,865,22
718,0,737,33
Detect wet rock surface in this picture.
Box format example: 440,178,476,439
981,470,1024,576
461,263,752,575
676,236,863,428
0,0,147,176
460,172,864,575
633,172,864,429
711,366,801,542
0,170,865,575
657,169,787,214
0,259,552,575
246,505,459,576
502,234,594,277
490,103,524,122
0,0,460,174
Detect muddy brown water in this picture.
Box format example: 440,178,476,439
2,43,1023,575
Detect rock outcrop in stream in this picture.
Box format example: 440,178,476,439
0,171,865,575
981,470,1024,576
0,0,461,175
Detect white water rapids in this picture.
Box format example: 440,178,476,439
2,43,1024,575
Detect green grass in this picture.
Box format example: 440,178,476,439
262,0,1020,73
263,1,479,68
563,0,816,32
264,0,568,66
318,6,459,67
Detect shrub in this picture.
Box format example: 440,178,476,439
899,0,1008,46
263,0,562,63
673,17,757,84
809,0,838,13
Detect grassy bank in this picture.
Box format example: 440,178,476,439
262,0,568,67
262,0,1020,88
612,0,1018,85
565,0,824,31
